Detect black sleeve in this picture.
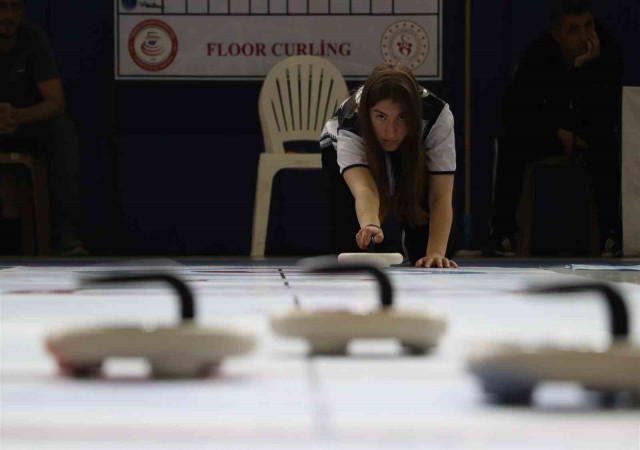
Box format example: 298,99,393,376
502,36,561,152
31,26,59,84
573,26,624,149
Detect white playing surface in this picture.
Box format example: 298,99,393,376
1,260,639,449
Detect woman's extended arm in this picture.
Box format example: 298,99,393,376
343,167,385,249
415,174,457,268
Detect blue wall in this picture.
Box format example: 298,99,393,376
26,0,640,255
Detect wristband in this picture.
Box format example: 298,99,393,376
365,224,381,230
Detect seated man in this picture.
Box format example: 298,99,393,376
0,0,87,255
488,0,623,256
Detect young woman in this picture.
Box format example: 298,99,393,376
320,62,457,268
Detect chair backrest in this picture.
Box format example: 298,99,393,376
259,56,348,154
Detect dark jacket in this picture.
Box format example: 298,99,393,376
502,24,623,158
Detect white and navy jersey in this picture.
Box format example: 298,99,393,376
320,86,456,180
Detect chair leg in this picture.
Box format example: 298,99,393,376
1,173,33,254
31,159,51,255
0,173,19,218
587,194,600,257
15,175,35,255
515,166,534,256
251,156,280,257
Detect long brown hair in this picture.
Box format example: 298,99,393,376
359,62,428,226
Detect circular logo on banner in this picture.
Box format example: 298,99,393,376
128,20,178,72
381,21,429,70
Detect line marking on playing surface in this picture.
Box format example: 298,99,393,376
276,269,334,436
278,268,301,308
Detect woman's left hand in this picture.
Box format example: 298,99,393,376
415,253,458,269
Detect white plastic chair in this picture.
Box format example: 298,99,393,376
251,56,348,256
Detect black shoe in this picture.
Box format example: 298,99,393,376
482,235,516,257
56,234,89,257
601,236,622,257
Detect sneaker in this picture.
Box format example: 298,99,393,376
602,236,622,257
56,234,89,257
482,235,516,257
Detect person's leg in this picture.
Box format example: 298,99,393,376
489,134,559,253
321,146,360,254
9,116,85,254
580,144,621,251
490,135,529,241
402,223,429,265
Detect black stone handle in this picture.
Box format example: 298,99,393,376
527,283,629,340
82,273,195,322
302,258,393,309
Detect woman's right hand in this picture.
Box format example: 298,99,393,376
355,225,384,250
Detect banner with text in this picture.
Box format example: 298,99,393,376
115,0,442,80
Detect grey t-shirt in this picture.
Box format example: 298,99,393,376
0,22,58,108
